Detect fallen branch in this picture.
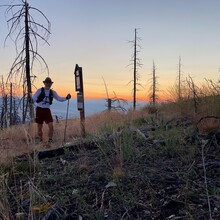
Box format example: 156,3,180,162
197,161,220,169
196,115,220,128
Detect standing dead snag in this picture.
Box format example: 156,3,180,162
133,29,137,110
148,60,159,105
147,61,159,116
171,56,184,102
2,0,51,122
24,1,32,120
102,77,127,112
186,75,199,114
178,56,182,100
127,28,142,110
0,76,20,128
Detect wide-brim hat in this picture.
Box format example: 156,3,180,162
43,77,54,83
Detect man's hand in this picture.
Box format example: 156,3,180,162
66,94,71,100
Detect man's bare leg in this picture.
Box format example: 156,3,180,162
48,122,54,141
37,123,43,141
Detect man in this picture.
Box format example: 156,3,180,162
32,77,71,143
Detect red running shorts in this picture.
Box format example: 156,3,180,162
35,107,53,124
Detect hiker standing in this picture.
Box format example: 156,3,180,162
32,77,71,143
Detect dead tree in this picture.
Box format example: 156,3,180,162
186,75,199,114
127,28,142,110
9,82,12,126
149,60,158,105
0,76,21,127
102,77,127,112
133,29,137,110
2,0,51,123
0,76,7,128
178,56,182,100
102,76,111,111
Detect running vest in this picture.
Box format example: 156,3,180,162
36,87,53,105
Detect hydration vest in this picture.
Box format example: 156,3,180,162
36,87,53,105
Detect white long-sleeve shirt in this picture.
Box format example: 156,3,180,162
32,88,67,108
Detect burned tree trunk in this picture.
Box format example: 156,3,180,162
127,28,142,111
133,29,137,110
148,61,159,105
152,61,156,105
9,83,12,126
24,2,34,120
178,56,182,100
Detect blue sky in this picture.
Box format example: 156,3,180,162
1,0,220,100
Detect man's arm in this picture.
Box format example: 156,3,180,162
52,90,71,102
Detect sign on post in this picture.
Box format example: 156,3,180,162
74,64,83,92
77,92,84,111
74,64,85,137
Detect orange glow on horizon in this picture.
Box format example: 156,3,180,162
11,88,174,102
8,82,175,102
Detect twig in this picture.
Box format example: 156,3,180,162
121,206,129,220
197,161,220,169
201,141,212,219
135,128,148,140
100,189,106,211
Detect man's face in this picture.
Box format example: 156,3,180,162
44,82,52,89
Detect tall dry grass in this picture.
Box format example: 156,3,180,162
0,109,149,163
1,91,220,164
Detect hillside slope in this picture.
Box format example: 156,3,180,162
1,112,220,219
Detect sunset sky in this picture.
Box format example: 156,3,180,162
1,0,220,101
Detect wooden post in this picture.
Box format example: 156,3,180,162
80,108,85,138
107,98,112,111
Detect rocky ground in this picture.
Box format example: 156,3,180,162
1,117,220,220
